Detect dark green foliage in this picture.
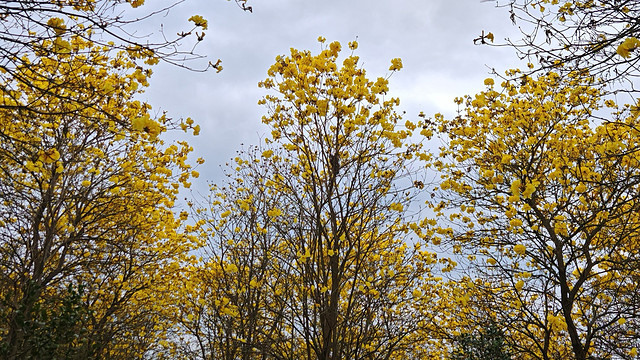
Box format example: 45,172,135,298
450,323,512,360
0,283,90,360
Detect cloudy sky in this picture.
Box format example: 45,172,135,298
137,0,527,191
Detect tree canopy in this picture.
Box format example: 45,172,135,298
490,0,640,92
427,63,640,360
175,39,446,360
0,0,235,357
2,0,640,359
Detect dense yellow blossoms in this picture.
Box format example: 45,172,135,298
175,40,443,360
4,0,638,358
429,69,640,359
0,25,200,358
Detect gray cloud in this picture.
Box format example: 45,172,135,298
138,0,525,189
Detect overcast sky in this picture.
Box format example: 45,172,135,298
137,0,527,192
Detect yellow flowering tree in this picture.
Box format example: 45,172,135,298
0,0,251,126
0,0,251,66
0,32,200,358
180,39,441,360
428,70,640,359
490,0,640,89
0,1,254,358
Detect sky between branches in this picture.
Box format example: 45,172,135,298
137,0,526,189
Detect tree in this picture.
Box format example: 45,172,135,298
0,0,253,68
428,70,640,359
488,0,640,92
450,322,512,360
5,283,91,360
0,1,256,357
178,39,443,360
0,31,201,359
0,0,251,127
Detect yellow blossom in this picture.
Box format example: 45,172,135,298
188,15,208,30
389,58,403,71
617,37,640,58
